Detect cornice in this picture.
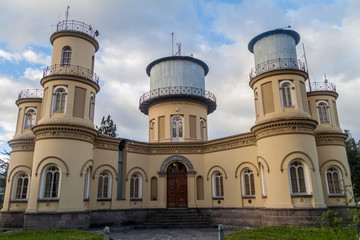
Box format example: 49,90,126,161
251,118,318,140
8,139,35,152
126,133,256,154
315,133,347,146
94,135,121,151
32,124,98,144
41,75,100,93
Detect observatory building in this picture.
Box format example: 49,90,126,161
0,19,353,229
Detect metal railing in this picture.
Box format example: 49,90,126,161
249,58,307,80
306,82,336,92
43,64,99,84
18,89,43,100
56,20,99,38
139,86,216,106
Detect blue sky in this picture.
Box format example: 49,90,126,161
1,0,360,156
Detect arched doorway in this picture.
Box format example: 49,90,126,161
167,162,187,208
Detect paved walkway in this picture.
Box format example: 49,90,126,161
92,226,244,240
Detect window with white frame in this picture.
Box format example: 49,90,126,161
40,165,60,199
149,120,155,142
279,80,295,108
317,101,330,123
326,167,343,195
52,86,67,113
89,93,95,120
289,161,308,194
97,171,111,199
23,108,36,130
61,46,72,66
12,172,29,200
130,173,142,199
260,164,267,197
171,115,183,142
212,171,224,198
242,168,255,197
84,167,91,199
200,119,206,141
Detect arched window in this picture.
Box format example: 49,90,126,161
242,168,255,197
40,165,60,199
52,86,67,113
200,119,206,141
326,167,343,195
130,173,142,200
279,81,294,108
61,46,72,66
89,94,95,119
171,115,183,142
84,167,91,199
23,108,36,129
289,161,308,194
254,89,259,117
317,101,330,123
97,171,111,199
12,172,29,200
149,120,155,142
212,171,224,198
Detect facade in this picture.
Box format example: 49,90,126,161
0,20,353,229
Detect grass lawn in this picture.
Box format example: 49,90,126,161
0,229,104,240
225,226,358,240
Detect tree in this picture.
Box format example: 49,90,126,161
0,150,10,208
344,130,360,199
96,115,118,137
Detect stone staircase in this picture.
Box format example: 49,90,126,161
135,208,215,229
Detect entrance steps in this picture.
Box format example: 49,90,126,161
135,208,215,229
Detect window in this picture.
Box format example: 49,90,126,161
254,89,259,116
326,167,342,195
40,165,60,199
260,164,267,197
149,120,155,142
13,172,29,200
84,167,90,199
212,171,224,198
242,168,255,197
130,173,142,199
61,46,71,66
89,94,95,119
97,171,111,199
52,86,67,113
171,115,183,142
279,81,294,107
23,108,36,129
317,101,330,123
200,119,206,141
289,161,308,194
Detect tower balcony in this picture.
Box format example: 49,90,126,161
43,64,99,85
249,58,307,80
139,86,217,115
18,89,43,100
306,82,336,93
55,20,99,38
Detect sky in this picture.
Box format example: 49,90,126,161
1,0,360,155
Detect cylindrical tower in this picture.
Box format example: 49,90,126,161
139,56,216,142
26,19,100,213
248,29,326,208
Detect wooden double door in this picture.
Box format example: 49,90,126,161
167,162,188,208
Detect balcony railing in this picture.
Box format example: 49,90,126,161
139,86,217,114
249,58,307,80
18,89,43,100
56,20,99,38
306,82,336,93
43,64,99,84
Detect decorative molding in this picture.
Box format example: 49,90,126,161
94,136,121,151
35,156,70,177
319,159,348,176
126,167,148,182
315,133,347,146
206,166,227,181
8,139,35,152
257,156,270,173
7,165,32,183
80,160,94,177
235,162,259,178
158,155,196,177
32,124,98,144
251,119,317,140
92,164,118,180
280,151,315,173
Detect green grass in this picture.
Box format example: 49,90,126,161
0,229,103,240
225,226,358,240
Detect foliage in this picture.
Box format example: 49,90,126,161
96,115,117,137
0,150,9,207
225,226,356,240
0,229,104,240
344,130,360,199
316,209,344,231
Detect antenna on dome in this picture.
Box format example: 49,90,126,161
276,25,291,30
65,5,70,24
324,73,328,83
302,43,311,91
171,32,174,56
175,43,181,56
